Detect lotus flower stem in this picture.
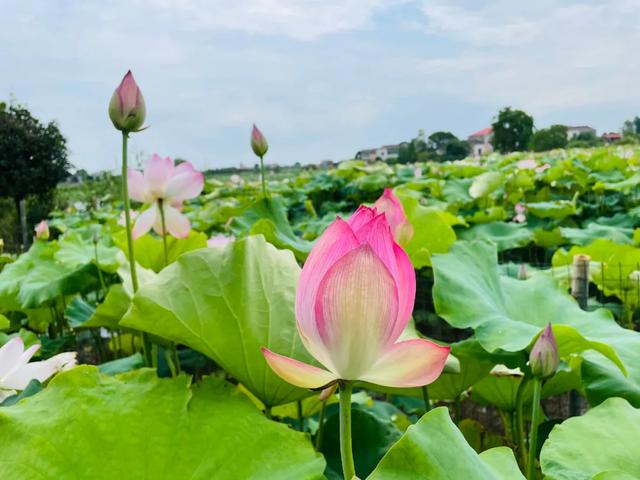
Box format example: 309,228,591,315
93,240,107,300
121,132,152,367
339,382,356,480
259,154,267,198
421,385,431,412
157,197,181,376
157,199,170,267
315,400,327,451
526,378,542,479
515,376,528,469
297,400,304,431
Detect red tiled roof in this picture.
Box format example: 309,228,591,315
602,132,622,139
469,127,493,137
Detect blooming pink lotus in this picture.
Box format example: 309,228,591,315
0,337,76,401
34,220,49,241
108,70,146,133
207,234,235,248
128,155,204,239
262,206,449,389
373,188,413,246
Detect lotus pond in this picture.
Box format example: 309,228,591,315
1,73,640,480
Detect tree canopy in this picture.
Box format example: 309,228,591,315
491,107,534,153
0,102,70,203
530,125,568,152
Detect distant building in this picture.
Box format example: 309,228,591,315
354,143,406,162
601,132,622,143
468,127,493,157
566,125,596,139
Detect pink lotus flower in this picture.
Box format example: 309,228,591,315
34,220,49,241
536,163,551,173
128,155,204,239
0,337,76,401
513,203,527,223
373,188,414,246
262,206,449,389
207,234,235,248
108,70,146,133
517,158,537,170
250,124,269,157
118,209,138,227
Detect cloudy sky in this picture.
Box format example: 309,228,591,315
2,0,639,172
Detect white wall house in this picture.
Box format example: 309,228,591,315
355,143,405,162
468,127,493,157
566,125,596,139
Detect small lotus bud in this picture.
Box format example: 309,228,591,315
529,323,559,379
0,238,4,251
34,220,49,241
109,70,146,133
518,264,527,280
250,124,269,157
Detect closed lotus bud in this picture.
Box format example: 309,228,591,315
517,264,527,280
109,70,146,133
529,323,559,379
0,238,4,252
34,220,49,241
251,124,269,157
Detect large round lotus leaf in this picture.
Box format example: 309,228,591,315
0,366,325,479
368,407,524,479
459,221,534,251
121,235,315,407
540,397,640,480
432,241,638,406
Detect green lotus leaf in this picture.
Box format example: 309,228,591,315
0,366,325,479
121,235,315,407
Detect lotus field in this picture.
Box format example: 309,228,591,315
2,72,640,480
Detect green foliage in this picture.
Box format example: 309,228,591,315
0,366,325,479
491,107,534,153
530,125,567,152
368,407,524,479
121,236,315,407
540,398,640,480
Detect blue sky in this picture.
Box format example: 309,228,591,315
2,0,639,172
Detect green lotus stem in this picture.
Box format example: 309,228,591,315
157,198,180,376
515,376,529,469
93,240,107,300
264,406,272,419
157,199,170,267
339,382,356,480
259,154,267,198
121,131,152,367
297,400,304,432
315,400,327,451
527,378,543,480
421,385,431,412
164,348,177,378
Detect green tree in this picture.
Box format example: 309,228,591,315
529,124,568,152
567,131,603,148
397,132,427,164
623,116,640,135
491,107,534,153
0,102,69,247
427,131,470,161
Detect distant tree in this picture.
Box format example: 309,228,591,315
0,102,69,247
491,107,534,153
427,131,470,161
529,125,568,152
623,116,640,135
567,131,604,148
397,132,427,164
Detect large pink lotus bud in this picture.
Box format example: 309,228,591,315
262,205,449,389
109,70,146,133
372,188,414,246
529,323,559,379
250,124,269,157
34,220,49,241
